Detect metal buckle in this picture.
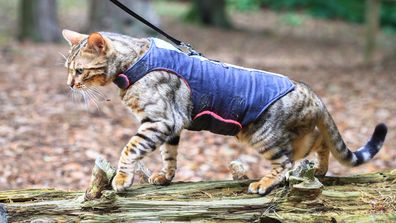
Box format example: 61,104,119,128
179,42,202,56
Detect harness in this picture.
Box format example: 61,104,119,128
113,38,295,136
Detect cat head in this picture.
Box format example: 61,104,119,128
62,29,115,89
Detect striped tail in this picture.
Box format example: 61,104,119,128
317,105,387,167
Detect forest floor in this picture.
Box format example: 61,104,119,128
0,5,395,190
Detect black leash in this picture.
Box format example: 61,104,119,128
109,0,201,56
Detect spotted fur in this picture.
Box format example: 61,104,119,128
62,30,387,195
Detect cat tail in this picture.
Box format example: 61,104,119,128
317,104,387,167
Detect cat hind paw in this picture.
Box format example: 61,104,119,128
148,172,172,186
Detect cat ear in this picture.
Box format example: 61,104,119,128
86,32,107,54
62,29,87,46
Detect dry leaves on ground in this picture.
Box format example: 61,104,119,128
0,10,395,190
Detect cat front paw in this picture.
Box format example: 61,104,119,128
148,172,172,186
112,171,134,192
248,180,274,195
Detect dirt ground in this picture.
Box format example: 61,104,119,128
0,8,395,190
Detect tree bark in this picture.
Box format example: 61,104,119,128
18,0,61,42
1,169,395,222
87,0,160,36
186,0,231,28
364,0,381,63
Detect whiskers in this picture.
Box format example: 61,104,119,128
69,86,107,111
58,52,67,61
56,52,68,66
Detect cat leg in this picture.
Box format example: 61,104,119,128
112,122,170,192
248,153,293,195
291,130,321,160
313,137,330,176
149,136,179,185
293,129,329,176
243,122,294,195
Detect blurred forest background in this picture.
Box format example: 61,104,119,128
0,0,395,190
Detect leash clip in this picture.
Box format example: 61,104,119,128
179,42,202,57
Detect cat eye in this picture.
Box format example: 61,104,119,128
75,68,84,75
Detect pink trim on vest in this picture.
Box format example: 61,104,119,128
117,73,130,87
193,111,243,128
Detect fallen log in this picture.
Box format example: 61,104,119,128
0,159,395,222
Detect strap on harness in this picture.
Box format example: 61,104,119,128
109,0,202,56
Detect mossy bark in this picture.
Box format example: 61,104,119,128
0,169,395,222
364,0,381,63
185,0,232,28
18,0,60,42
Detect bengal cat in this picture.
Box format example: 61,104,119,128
62,30,387,195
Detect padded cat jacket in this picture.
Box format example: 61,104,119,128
114,38,295,136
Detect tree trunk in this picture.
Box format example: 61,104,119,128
87,0,160,37
18,0,61,42
364,0,381,63
1,169,395,222
186,0,231,28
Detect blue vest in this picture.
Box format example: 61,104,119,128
114,38,295,136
